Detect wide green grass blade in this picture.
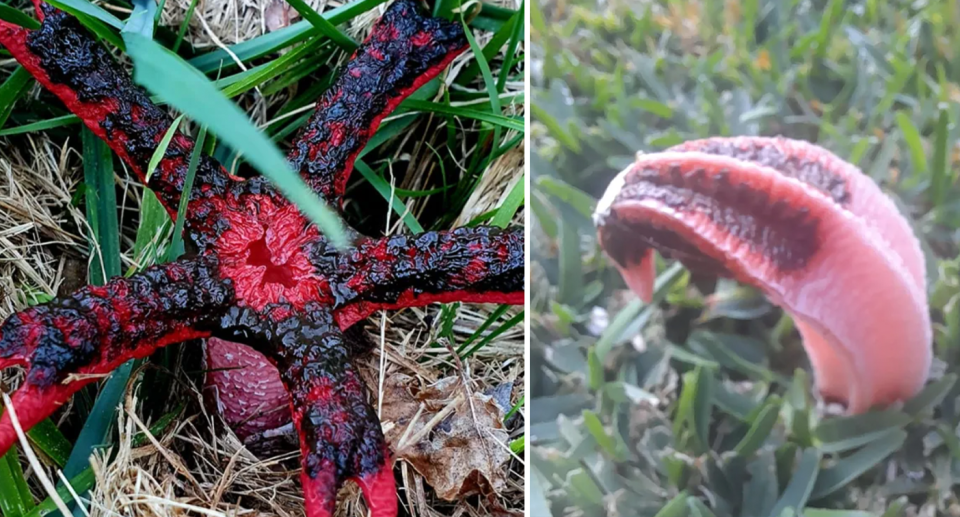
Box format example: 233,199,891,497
123,32,347,248
733,400,781,457
769,449,821,517
903,373,956,417
284,0,357,51
686,497,717,517
0,3,40,29
653,491,690,517
809,429,906,500
813,410,911,453
23,468,95,517
46,0,122,28
81,128,120,286
44,0,124,50
123,0,157,38
509,436,523,454
0,448,34,517
530,472,555,517
557,215,582,305
62,129,125,511
674,366,713,454
27,419,72,467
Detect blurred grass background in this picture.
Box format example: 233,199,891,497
529,0,960,516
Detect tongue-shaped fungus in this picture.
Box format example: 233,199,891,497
594,136,931,413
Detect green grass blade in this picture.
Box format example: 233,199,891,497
166,126,206,262
457,8,520,87
734,400,781,457
675,367,713,454
593,262,685,361
81,127,120,286
505,394,523,421
489,173,524,228
146,115,185,181
768,449,821,517
354,160,424,234
931,105,950,209
0,3,40,29
187,0,388,73
0,114,81,136
557,215,583,305
402,99,523,131
686,497,717,517
814,410,911,453
219,37,325,99
123,0,157,38
535,176,596,218
895,111,928,175
803,510,876,517
458,304,510,351
172,0,199,53
27,418,72,467
459,310,523,358
46,0,122,28
583,410,628,460
45,0,125,50
64,129,125,486
0,67,34,130
284,0,357,51
460,9,502,152
495,2,523,93
903,373,957,417
0,448,35,517
509,436,523,454
23,468,96,517
653,491,690,517
123,32,347,247
809,429,906,500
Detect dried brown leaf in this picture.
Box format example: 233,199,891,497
381,374,510,501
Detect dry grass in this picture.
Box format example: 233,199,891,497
0,0,524,515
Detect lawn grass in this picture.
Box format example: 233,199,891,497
531,0,960,515
0,0,525,514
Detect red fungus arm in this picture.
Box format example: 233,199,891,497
594,138,931,413
216,304,396,517
0,5,232,220
323,225,525,328
0,258,232,455
285,0,468,206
